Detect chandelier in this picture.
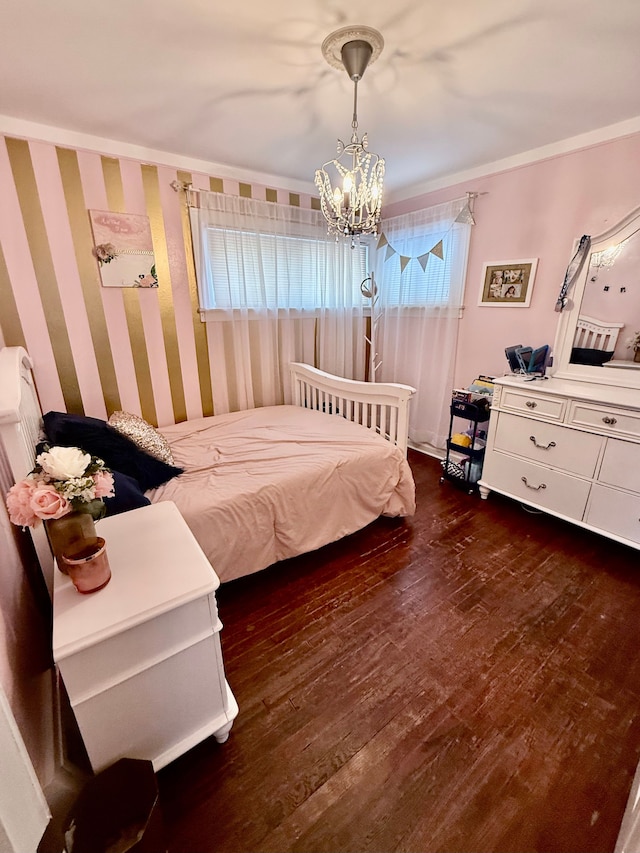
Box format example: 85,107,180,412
314,26,385,243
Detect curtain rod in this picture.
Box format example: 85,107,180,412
170,180,484,213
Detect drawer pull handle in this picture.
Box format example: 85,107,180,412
529,436,556,450
602,416,617,425
525,401,537,409
521,476,546,491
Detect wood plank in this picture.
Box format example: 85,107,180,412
158,452,640,853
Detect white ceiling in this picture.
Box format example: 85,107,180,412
2,0,640,200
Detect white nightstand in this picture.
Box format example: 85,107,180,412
52,501,238,773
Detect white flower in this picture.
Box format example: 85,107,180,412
57,476,97,502
36,446,91,480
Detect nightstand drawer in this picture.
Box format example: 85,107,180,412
586,484,640,545
58,593,220,701
568,402,640,440
484,452,590,519
500,388,566,421
71,633,228,773
494,412,603,477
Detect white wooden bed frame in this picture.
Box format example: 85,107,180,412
290,362,415,455
0,347,415,593
573,314,624,352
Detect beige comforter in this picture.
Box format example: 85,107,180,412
149,405,415,583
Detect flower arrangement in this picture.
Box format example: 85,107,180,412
6,446,115,529
94,243,118,265
627,331,640,353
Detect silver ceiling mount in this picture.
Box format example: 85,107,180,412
320,25,384,76
341,40,373,82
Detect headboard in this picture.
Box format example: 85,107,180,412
573,315,624,351
290,362,415,455
0,347,54,594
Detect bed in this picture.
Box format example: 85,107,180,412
570,314,624,365
0,348,416,589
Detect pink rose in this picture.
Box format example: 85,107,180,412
6,480,39,527
93,470,115,499
30,485,71,521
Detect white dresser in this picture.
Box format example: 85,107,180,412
478,375,640,550
53,500,238,773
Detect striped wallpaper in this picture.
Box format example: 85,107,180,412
0,134,318,426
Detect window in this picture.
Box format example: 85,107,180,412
195,221,369,314
380,229,462,306
375,200,472,311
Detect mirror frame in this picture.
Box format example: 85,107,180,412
551,203,640,390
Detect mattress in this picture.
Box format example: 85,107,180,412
149,405,415,582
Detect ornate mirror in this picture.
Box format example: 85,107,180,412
552,204,640,390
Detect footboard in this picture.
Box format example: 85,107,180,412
290,363,415,455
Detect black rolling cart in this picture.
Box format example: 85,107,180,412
440,398,491,494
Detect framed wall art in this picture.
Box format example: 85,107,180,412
478,259,538,307
89,210,158,288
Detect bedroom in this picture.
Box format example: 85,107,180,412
2,2,640,851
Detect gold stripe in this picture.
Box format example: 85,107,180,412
289,192,300,207
0,243,27,349
177,169,214,417
266,188,278,203
56,146,121,412
209,177,223,193
311,197,321,211
239,182,252,199
101,156,157,424
101,157,125,212
141,164,187,424
122,288,157,423
6,138,83,413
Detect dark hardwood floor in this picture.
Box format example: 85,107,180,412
157,451,640,853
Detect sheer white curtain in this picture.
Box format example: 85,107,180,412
373,198,472,448
190,193,368,413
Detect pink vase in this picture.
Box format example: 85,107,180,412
60,537,111,594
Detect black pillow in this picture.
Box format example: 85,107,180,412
104,471,151,516
570,347,614,366
43,412,183,491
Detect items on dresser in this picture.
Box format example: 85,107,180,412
478,375,640,550
53,500,238,773
505,344,550,375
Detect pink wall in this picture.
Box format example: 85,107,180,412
386,133,640,386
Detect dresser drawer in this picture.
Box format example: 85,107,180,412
568,401,640,440
493,412,603,477
58,593,220,701
483,452,590,519
598,438,640,495
585,484,640,545
499,388,566,421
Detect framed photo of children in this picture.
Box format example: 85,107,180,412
478,259,538,307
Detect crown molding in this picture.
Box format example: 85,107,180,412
0,114,316,195
387,114,640,204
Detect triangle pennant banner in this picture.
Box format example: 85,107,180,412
385,244,397,261
430,240,444,260
400,255,411,273
377,232,389,250
417,253,430,272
